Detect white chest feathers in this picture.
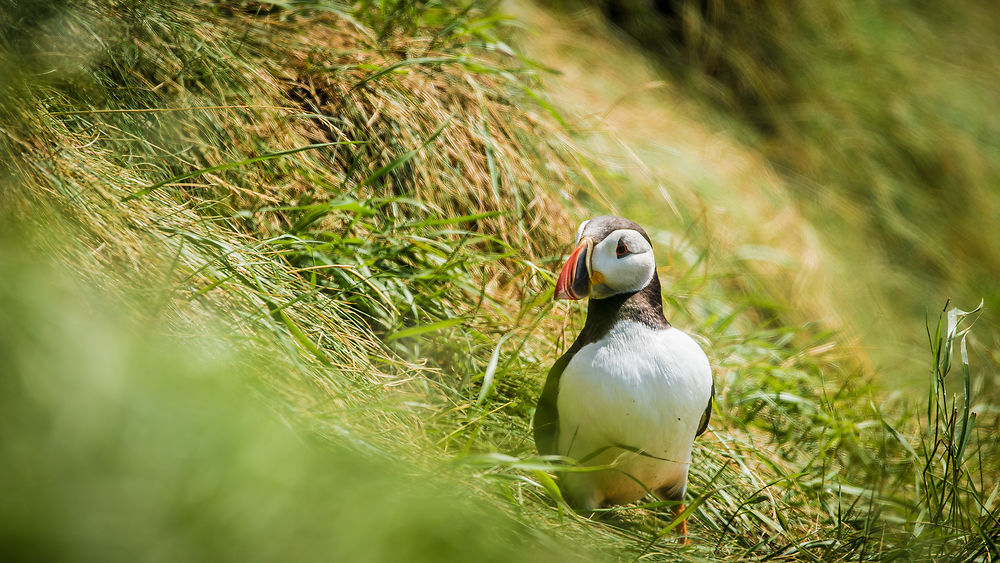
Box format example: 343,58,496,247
556,321,713,508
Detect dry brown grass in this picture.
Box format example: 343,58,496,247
176,10,587,264
1,2,597,453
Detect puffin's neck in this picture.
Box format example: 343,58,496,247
575,276,670,347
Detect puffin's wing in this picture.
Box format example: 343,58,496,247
533,352,571,456
695,380,714,438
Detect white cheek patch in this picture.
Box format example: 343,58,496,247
595,256,654,292
590,230,656,296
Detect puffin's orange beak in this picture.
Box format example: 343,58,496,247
554,237,593,300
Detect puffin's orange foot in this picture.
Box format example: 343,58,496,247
675,504,689,545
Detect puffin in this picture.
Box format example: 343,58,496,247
533,215,714,537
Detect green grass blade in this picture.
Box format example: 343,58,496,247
476,332,512,406
657,489,718,537
403,211,504,229
356,118,452,189
352,57,467,90
384,317,464,342
123,141,360,201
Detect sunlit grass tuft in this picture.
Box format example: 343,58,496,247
557,0,1000,385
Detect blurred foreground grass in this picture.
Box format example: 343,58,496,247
0,239,569,562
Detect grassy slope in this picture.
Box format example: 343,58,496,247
505,0,844,343
561,0,1000,386
506,2,1000,557
1,0,997,561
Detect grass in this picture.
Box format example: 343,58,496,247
0,240,577,563
561,0,1000,384
1,0,998,561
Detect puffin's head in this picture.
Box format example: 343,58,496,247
554,215,656,301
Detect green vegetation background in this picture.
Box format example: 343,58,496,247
1,0,997,560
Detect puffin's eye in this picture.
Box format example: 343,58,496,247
616,238,631,258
